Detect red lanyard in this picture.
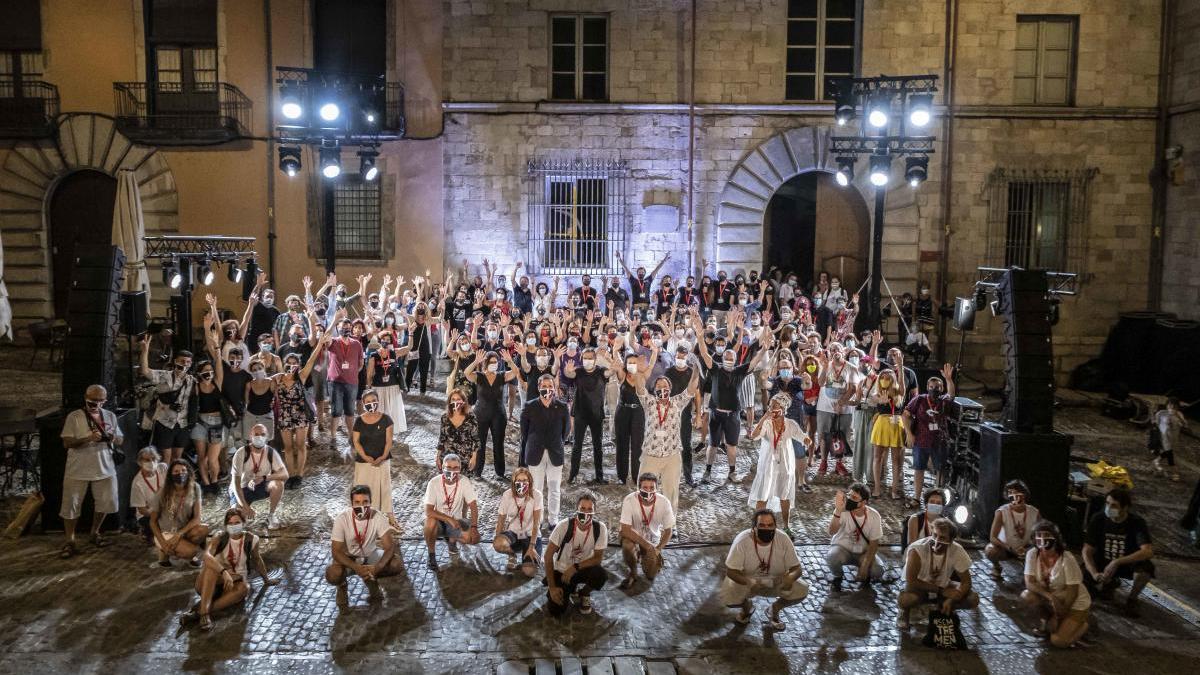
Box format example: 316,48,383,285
581,288,590,302
248,448,265,476
771,421,784,454
683,289,692,304
1010,508,1026,540
515,494,528,528
350,513,367,554
638,495,657,529
930,547,945,579
656,401,670,426
754,540,773,573
226,536,243,570
141,469,160,495
441,477,459,513
634,277,646,294
719,281,729,298
850,511,867,542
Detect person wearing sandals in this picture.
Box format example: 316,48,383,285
985,479,1040,580
59,384,122,559
897,517,979,630
746,394,812,535
422,453,481,571
1021,520,1091,647
618,473,675,590
825,483,884,591
719,508,807,631
767,356,814,495
181,508,279,631
494,467,543,577
866,368,908,502
149,460,209,568
326,484,405,607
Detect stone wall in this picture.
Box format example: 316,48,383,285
1162,0,1200,319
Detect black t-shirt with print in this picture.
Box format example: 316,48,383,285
1087,512,1152,567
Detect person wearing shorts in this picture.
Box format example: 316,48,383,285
141,343,196,464
422,454,481,570
327,314,363,436
58,385,123,558
720,509,807,631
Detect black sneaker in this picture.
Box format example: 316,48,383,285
427,554,438,571
701,468,712,484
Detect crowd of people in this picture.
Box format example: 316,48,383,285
54,259,1156,643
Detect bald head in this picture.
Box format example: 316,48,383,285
86,385,107,399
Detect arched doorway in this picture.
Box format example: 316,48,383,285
48,170,117,317
763,171,869,291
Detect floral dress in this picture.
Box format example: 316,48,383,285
436,412,479,467
277,375,310,429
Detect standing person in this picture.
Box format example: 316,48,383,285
422,453,481,570
903,365,956,501
746,394,812,535
564,347,610,485
276,335,328,489
1153,397,1188,479
866,368,908,502
494,467,543,576
352,389,396,515
985,479,1040,579
609,351,648,485
635,370,698,509
719,509,807,631
366,329,409,437
617,251,670,316
768,357,814,494
140,340,194,464
229,424,288,528
618,473,675,589
327,312,363,436
604,276,629,316
150,460,209,568
825,483,884,591
814,349,858,479
58,385,122,559
325,485,404,607
521,375,570,529
665,345,700,487
190,359,227,495
405,302,435,395
1021,521,1090,648
544,492,609,617
512,264,533,316
435,388,479,471
465,349,518,480
247,282,280,356
1081,488,1155,616
242,359,276,453
897,518,979,630
182,508,279,632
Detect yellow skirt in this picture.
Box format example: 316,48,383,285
870,413,905,448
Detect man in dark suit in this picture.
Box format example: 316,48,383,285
521,374,571,529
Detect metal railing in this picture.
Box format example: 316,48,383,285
0,80,59,138
384,82,405,135
113,81,252,144
526,158,629,275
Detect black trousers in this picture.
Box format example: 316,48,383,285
614,405,645,483
475,407,507,477
546,565,608,617
571,405,605,481
679,406,694,479
405,350,431,394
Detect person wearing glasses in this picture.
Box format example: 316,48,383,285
58,385,123,559
897,517,979,630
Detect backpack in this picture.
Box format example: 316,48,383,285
923,609,967,650
554,519,602,563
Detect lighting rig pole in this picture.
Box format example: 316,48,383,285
827,74,939,331
144,236,258,352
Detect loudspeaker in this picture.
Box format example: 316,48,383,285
996,269,1055,433
978,422,1073,529
61,246,125,409
119,290,148,335
39,408,140,532
953,296,976,331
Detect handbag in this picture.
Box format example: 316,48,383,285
922,609,967,650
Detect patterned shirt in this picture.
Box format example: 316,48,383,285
636,390,693,458
436,413,479,466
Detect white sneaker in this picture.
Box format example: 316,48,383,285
268,514,282,529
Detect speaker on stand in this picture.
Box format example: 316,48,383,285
61,246,125,409
118,290,148,413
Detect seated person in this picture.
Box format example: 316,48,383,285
897,517,979,630
719,508,807,631
229,423,289,529
903,488,947,551
618,472,676,589
182,508,278,631
149,460,209,568
985,479,1039,579
422,453,481,571
129,446,167,545
494,467,543,577
544,491,609,617
325,484,404,606
1020,520,1090,648
1081,487,1154,616
825,482,884,590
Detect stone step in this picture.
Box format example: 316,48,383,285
494,657,676,675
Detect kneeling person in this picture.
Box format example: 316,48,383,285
423,453,481,571
326,485,404,606
545,492,609,617
229,424,289,529
495,467,543,577
719,509,807,630
618,472,675,589
897,517,979,630
183,508,278,631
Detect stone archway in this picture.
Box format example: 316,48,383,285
0,113,179,328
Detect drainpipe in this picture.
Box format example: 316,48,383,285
935,0,959,363
1148,0,1174,310
685,0,697,276
264,0,278,286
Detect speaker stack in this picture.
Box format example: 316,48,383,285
61,246,125,409
996,269,1055,434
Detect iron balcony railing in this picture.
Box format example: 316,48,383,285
113,81,252,145
0,80,59,138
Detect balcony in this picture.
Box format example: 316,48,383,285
0,80,59,138
113,81,251,145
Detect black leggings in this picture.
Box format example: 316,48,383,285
679,406,694,478
546,565,607,617
475,408,507,477
571,406,605,481
405,350,431,395
614,405,645,483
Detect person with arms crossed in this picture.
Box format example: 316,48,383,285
618,473,675,590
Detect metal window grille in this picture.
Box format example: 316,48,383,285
1014,16,1077,105
786,0,858,101
984,167,1097,277
526,158,628,275
549,15,608,101
333,176,382,259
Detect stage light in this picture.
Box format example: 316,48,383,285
908,93,933,128
833,85,855,126
952,504,970,526
278,146,301,177
834,156,855,187
280,93,303,120
171,258,192,290
319,101,341,122
866,94,890,129
869,152,891,187
227,260,243,283
363,106,379,125
320,145,341,179
358,149,379,181
197,259,215,286
905,155,929,188
161,260,175,287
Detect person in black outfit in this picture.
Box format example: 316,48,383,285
564,347,611,484
605,277,629,316
520,344,559,402
405,303,434,395
609,350,648,485
1082,487,1155,615
247,286,280,356
710,271,735,318
617,250,670,315
652,281,675,320
464,349,519,480
665,345,698,486
577,274,599,314
520,375,571,526
512,264,534,316
217,346,251,446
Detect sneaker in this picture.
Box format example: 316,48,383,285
800,483,813,493
427,553,439,571
579,595,593,614
268,514,282,530
817,456,828,476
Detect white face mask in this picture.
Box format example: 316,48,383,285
526,337,536,346
486,362,499,373
140,461,155,473
674,329,685,338
674,357,687,368
926,503,944,516
486,330,498,340
536,355,550,367
582,358,596,369
227,523,245,536
251,369,266,380
626,362,638,374
714,345,726,355
250,435,268,448
650,337,662,347
567,341,578,351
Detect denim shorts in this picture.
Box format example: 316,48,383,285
330,380,358,417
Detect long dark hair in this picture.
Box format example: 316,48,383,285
158,459,195,519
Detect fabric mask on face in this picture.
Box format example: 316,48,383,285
363,402,379,413
1035,537,1056,550
487,362,499,373
930,537,949,553
526,337,536,346
639,489,655,501
723,360,736,371
515,482,529,495
286,363,300,374
443,469,459,482
251,369,266,380
250,435,268,448
756,528,775,543
539,388,554,400
778,368,793,379
172,472,188,485
582,358,596,369
576,511,593,525
353,505,369,520
655,389,670,400
259,344,273,353
926,502,944,516
199,371,213,381
625,363,638,374
536,355,550,367
140,461,155,472
227,523,245,536
1104,505,1120,520
713,345,726,355
674,357,688,369
844,498,860,512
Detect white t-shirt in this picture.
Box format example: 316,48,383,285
1024,549,1091,612
998,503,1040,549
215,533,258,578
498,489,543,539
548,518,609,573
905,537,972,589
618,492,676,544
830,506,883,555
130,463,167,510
725,528,800,579
423,475,478,521
61,408,121,481
816,365,860,415
331,508,390,560
231,445,287,488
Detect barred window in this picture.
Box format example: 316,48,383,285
1014,16,1077,105
333,176,382,259
985,168,1097,277
549,15,608,101
526,159,628,275
786,0,857,101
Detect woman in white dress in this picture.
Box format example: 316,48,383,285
366,330,409,435
747,393,812,534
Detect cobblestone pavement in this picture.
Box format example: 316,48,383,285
3,348,1200,673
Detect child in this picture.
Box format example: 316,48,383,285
1153,397,1188,481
